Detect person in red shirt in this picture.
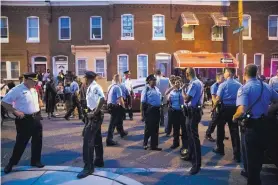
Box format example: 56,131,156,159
35,82,44,120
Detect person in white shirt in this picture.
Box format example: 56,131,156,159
155,69,170,127
2,72,44,174
77,71,105,179
0,78,8,97
269,69,278,92
123,70,133,120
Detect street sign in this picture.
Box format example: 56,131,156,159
220,58,233,63
233,26,244,34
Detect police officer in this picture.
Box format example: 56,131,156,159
212,68,241,162
2,72,44,174
106,74,128,146
121,72,131,120
205,72,225,142
167,77,187,149
123,70,133,120
64,76,83,120
77,71,105,179
141,74,162,151
181,68,203,175
233,64,278,185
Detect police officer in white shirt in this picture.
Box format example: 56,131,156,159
123,70,133,120
77,71,105,179
2,72,44,174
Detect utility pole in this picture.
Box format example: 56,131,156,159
238,0,244,83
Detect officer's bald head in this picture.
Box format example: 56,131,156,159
186,68,196,78
245,64,257,78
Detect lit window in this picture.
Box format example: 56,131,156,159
211,26,223,41
95,59,106,77
59,16,71,40
117,55,129,75
182,26,194,40
90,16,102,40
243,14,252,40
76,59,87,76
1,61,20,79
268,15,278,40
152,14,165,40
137,55,148,78
27,16,40,43
121,14,134,40
0,16,9,43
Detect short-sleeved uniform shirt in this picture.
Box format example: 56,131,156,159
169,89,184,110
107,83,123,105
217,78,241,105
86,81,105,110
269,76,278,91
141,85,161,107
2,83,40,114
236,78,278,118
70,81,79,94
186,77,203,108
120,83,130,100
210,82,219,95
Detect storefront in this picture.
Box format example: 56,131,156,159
173,50,238,80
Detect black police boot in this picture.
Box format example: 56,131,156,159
212,148,225,155
120,131,128,138
233,156,241,163
4,163,13,174
94,160,104,168
189,167,201,175
150,147,162,151
106,140,118,146
77,166,94,179
30,162,45,168
205,134,216,142
240,170,248,178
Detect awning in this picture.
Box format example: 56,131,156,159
174,51,238,68
180,12,199,28
211,13,230,26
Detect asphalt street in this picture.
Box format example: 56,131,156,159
1,107,278,185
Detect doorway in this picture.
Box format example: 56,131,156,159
34,64,46,73
155,54,171,77
32,56,47,73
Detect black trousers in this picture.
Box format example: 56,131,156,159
124,96,133,119
65,94,82,118
186,108,202,169
143,106,160,148
82,111,104,171
206,110,218,136
9,114,42,165
168,108,187,147
106,105,125,142
160,104,167,126
216,106,241,159
241,119,273,185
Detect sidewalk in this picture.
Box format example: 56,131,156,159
1,166,144,185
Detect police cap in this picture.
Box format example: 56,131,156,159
124,70,131,75
23,72,38,81
84,71,97,79
146,74,156,82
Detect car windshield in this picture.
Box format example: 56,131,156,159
133,84,146,94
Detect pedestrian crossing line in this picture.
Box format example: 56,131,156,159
98,165,243,174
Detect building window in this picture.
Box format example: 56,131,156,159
254,53,264,75
243,14,251,40
1,61,20,79
76,58,87,76
121,14,134,40
137,54,148,78
0,16,9,43
95,59,106,77
90,16,102,40
268,15,278,40
152,14,165,40
211,26,223,41
59,16,71,40
182,26,194,40
27,16,39,43
117,54,129,75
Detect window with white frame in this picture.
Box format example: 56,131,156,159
59,16,71,40
152,14,165,40
1,61,20,79
243,14,251,40
117,55,128,75
95,59,106,77
137,54,148,78
268,15,278,40
27,16,39,42
254,53,264,75
76,59,87,76
90,16,102,40
1,17,9,43
121,14,134,40
182,26,194,40
211,26,223,41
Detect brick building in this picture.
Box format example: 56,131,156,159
1,0,278,88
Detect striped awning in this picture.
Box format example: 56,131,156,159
211,13,230,26
180,12,199,27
